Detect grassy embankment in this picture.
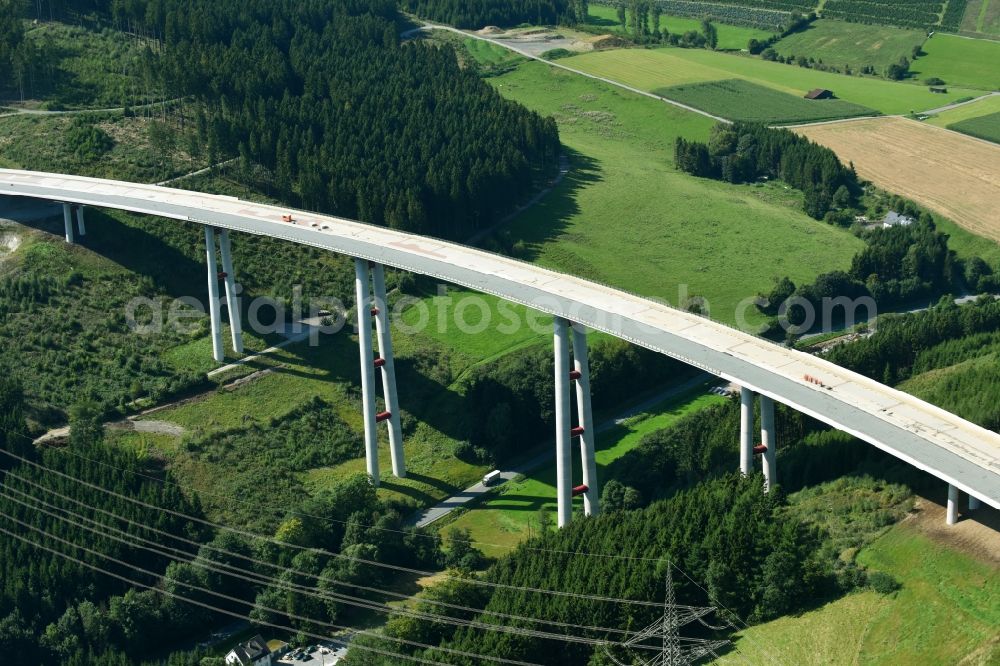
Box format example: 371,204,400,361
0,111,211,183
714,519,1000,665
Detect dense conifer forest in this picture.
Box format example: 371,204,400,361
403,0,584,29
8,0,561,239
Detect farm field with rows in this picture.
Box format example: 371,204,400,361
949,111,1000,144
655,79,877,123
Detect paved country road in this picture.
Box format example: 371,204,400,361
409,373,712,527
404,23,732,124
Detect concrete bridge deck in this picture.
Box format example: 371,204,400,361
2,168,998,510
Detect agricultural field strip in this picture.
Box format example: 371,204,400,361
656,79,877,123
424,24,997,126
3,168,999,507
948,111,1000,143
562,47,991,119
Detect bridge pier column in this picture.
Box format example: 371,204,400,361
62,203,74,244
969,496,981,511
760,395,776,492
217,230,244,354
554,316,572,528
571,323,598,517
739,387,754,475
75,205,86,236
946,484,959,525
371,262,405,479
354,259,380,486
204,227,224,363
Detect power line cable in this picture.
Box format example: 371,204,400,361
2,432,781,661
1,485,693,651
1,473,661,639
0,444,673,608
0,509,544,666
2,416,690,562
0,524,452,666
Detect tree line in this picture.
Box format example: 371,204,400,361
675,122,860,220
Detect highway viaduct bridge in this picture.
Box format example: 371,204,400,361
2,168,999,528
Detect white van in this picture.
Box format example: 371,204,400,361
483,470,502,486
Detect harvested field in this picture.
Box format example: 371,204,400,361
797,116,1000,242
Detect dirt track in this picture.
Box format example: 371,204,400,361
796,116,1000,242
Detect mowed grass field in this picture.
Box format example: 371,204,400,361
772,19,926,71
587,4,774,51
712,518,1000,665
913,33,1000,91
925,93,1000,127
487,59,863,324
656,79,877,123
564,47,985,115
797,116,1000,244
443,390,723,556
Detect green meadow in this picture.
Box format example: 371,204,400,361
772,19,926,72
914,33,1000,91
488,59,863,324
